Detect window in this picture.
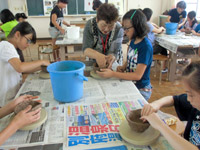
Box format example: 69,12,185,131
185,0,200,18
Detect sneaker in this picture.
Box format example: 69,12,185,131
178,60,189,65
162,68,168,73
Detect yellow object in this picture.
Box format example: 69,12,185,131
164,117,177,126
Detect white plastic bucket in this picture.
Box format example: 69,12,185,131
66,26,80,39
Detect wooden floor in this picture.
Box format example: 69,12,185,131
149,68,184,116
23,39,186,116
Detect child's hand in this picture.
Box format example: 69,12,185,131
105,55,115,69
117,65,126,72
140,113,163,130
12,95,40,112
12,105,41,129
160,26,165,32
191,30,196,35
97,69,114,78
42,60,50,66
60,28,65,35
141,104,158,122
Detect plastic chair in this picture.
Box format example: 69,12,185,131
153,54,170,84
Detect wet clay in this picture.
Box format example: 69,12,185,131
126,109,150,132
14,100,42,114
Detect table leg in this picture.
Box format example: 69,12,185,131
169,52,177,81
59,46,65,61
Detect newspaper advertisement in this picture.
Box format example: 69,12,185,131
65,101,173,150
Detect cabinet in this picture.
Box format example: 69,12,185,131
159,15,168,27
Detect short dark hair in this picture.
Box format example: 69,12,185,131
188,11,196,20
123,9,149,39
176,1,186,9
92,0,102,10
15,13,28,21
58,0,68,4
182,60,200,92
0,9,15,24
142,8,153,21
8,22,36,44
97,3,119,24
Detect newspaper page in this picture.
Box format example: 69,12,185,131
0,74,173,150
65,101,174,150
156,32,200,53
0,101,65,149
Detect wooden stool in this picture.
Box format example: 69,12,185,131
38,43,54,62
153,54,170,84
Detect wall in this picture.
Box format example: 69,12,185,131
27,15,92,38
7,0,175,38
8,0,26,14
127,0,162,24
0,0,8,12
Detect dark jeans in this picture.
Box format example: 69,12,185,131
17,48,24,62
153,44,168,56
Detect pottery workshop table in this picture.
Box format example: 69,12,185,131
0,73,180,150
56,30,83,61
155,32,200,81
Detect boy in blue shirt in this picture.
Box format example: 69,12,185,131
167,1,187,29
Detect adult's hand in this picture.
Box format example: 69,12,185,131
96,53,107,68
105,54,115,69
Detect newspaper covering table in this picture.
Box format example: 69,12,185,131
0,73,174,150
155,32,200,53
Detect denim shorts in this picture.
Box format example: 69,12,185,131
49,27,61,39
138,84,152,101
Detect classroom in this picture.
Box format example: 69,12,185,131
0,0,200,149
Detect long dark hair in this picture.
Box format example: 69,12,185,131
0,9,15,24
187,11,197,28
123,9,149,39
8,22,37,44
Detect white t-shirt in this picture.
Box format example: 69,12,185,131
0,41,22,106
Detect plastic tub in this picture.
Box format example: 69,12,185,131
66,26,80,39
47,61,88,103
165,22,178,35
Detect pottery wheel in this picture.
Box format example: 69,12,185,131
39,71,50,79
10,108,47,131
90,70,105,80
119,120,160,146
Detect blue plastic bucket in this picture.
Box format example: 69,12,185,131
47,61,88,103
165,22,178,35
